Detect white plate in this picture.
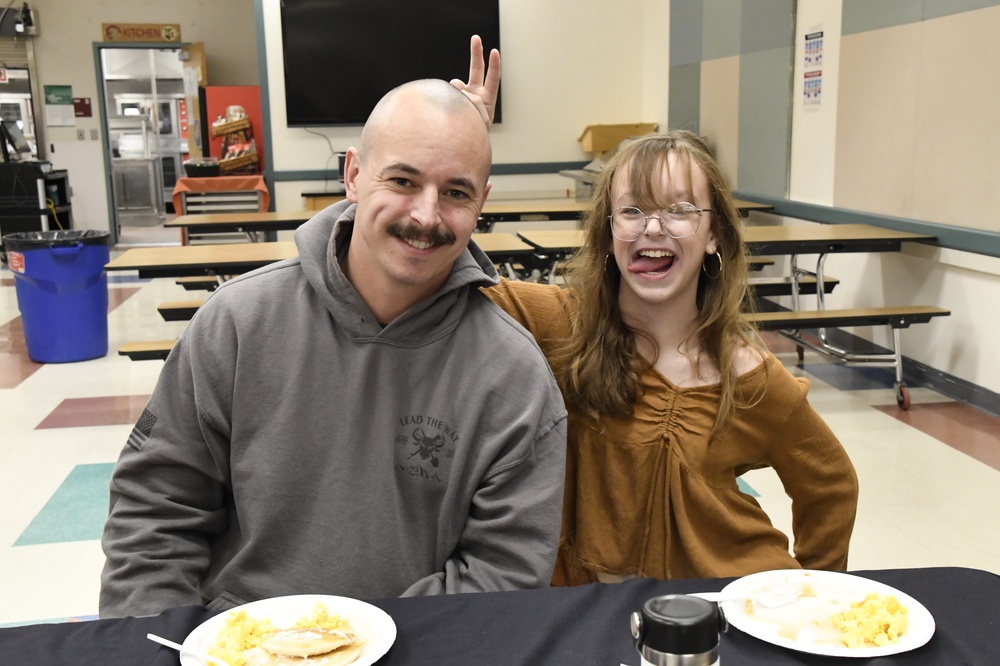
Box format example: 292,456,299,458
718,569,934,658
181,594,397,666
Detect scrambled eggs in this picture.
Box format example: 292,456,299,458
831,593,908,648
208,602,353,666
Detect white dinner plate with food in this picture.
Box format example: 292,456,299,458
181,594,396,666
717,569,934,658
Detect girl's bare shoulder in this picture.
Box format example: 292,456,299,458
733,341,768,376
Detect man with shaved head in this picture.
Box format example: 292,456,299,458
100,41,567,618
343,79,494,323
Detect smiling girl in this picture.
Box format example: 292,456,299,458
485,131,859,584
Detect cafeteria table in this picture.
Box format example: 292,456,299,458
480,197,589,229
166,199,586,241
0,567,995,665
104,235,535,281
470,232,537,279
105,242,298,280
517,224,933,266
164,211,315,243
516,223,934,289
161,200,583,243
162,199,774,241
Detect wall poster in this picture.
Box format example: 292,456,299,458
803,30,823,110
43,85,75,126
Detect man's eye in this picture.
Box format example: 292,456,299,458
390,177,412,187
446,189,470,200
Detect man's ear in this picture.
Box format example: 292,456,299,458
480,180,493,210
343,147,361,204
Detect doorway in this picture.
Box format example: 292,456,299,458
97,46,187,247
0,68,40,161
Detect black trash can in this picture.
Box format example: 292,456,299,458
2,230,110,363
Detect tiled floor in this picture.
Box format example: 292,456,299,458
1,251,999,627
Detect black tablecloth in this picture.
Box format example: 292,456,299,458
1,567,997,665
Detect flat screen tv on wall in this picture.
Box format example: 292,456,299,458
279,0,501,127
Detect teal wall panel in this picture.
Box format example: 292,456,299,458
670,0,704,67
740,0,795,53
671,0,794,191
737,47,793,197
842,0,923,35
669,64,702,133
923,0,1000,20
843,0,998,35
702,0,742,61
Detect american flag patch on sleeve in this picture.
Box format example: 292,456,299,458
126,408,158,451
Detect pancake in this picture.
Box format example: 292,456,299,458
244,642,363,666
261,627,355,657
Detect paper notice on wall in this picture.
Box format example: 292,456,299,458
183,67,201,98
803,30,824,110
804,70,822,108
44,85,76,126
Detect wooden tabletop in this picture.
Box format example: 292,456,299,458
480,198,588,221
472,232,535,255
743,223,934,255
160,198,773,234
162,200,585,236
518,223,934,256
115,222,930,279
164,210,314,231
105,234,537,279
479,197,770,220
105,242,298,278
517,230,586,253
734,199,775,214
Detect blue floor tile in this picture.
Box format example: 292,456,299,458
14,463,114,546
737,477,759,497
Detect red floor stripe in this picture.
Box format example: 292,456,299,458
36,395,151,429
873,402,1000,472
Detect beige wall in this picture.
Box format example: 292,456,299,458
786,1,1000,396
835,8,1000,233
263,0,670,209
699,56,740,188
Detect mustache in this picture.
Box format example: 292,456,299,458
386,220,456,246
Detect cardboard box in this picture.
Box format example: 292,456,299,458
578,123,659,155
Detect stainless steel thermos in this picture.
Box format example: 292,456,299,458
631,594,727,666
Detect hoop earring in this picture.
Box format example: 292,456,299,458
702,251,722,279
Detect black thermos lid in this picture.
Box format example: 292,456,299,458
634,595,722,655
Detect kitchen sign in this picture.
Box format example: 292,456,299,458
102,23,181,43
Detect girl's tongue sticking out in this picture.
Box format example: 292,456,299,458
629,250,675,274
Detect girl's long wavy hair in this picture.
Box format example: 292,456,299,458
552,130,765,438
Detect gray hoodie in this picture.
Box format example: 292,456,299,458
100,201,567,617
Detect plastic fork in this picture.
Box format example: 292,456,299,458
147,633,230,666
691,581,802,609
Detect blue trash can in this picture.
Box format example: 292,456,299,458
2,230,110,363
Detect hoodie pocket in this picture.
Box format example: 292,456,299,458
206,590,248,612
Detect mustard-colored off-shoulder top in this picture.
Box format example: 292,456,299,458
484,279,859,584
